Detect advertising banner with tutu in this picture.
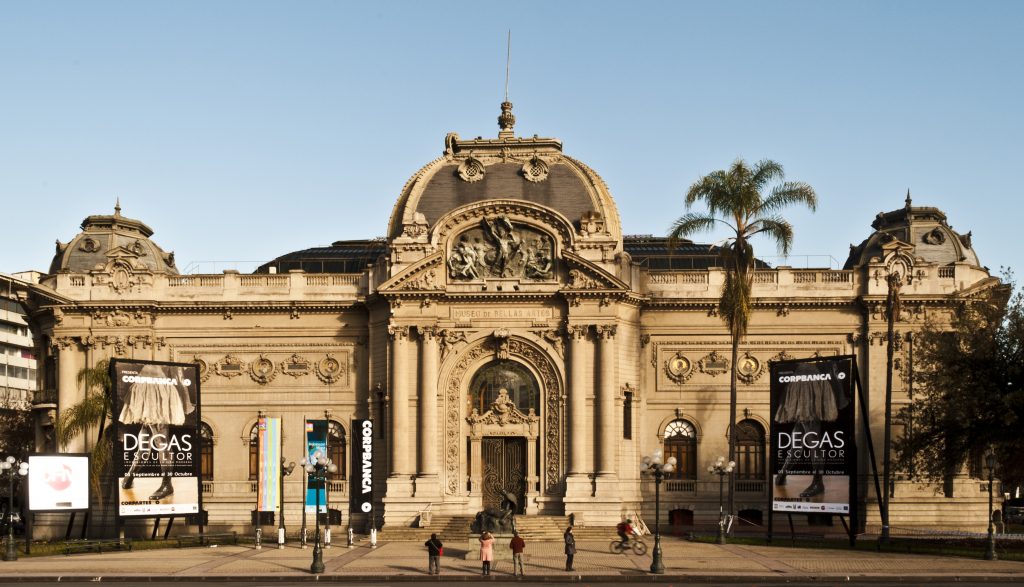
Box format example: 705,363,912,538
111,359,200,517
770,356,856,515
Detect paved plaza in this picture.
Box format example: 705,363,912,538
2,538,1023,582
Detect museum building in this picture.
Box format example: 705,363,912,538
6,103,1001,535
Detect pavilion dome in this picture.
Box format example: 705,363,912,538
49,203,178,275
386,102,623,247
844,193,981,269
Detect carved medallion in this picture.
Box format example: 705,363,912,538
697,350,729,376
214,354,246,378
457,157,486,182
521,156,549,183
922,227,946,245
665,351,694,384
736,352,765,384
316,354,345,384
79,237,100,253
194,357,211,383
280,353,311,378
249,354,276,385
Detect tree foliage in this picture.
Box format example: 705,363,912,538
895,275,1024,490
667,158,817,514
54,359,113,496
0,408,34,459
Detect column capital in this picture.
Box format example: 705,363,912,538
417,325,439,340
387,323,411,340
566,323,592,340
596,324,617,340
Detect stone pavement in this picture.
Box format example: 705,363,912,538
2,538,1024,582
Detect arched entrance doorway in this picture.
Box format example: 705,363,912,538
467,360,540,514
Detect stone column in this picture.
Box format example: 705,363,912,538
567,324,591,478
597,324,618,478
417,326,440,495
388,325,414,481
56,338,84,453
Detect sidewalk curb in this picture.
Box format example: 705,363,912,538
2,575,1023,583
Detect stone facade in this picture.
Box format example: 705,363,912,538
10,110,999,535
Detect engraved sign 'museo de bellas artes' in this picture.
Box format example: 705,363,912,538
9,100,998,537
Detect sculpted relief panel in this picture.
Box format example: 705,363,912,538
447,215,554,281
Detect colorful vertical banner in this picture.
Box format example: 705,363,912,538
351,419,373,514
770,356,856,514
111,359,200,516
305,419,327,514
257,417,281,513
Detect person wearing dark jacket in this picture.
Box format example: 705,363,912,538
509,531,526,576
563,526,576,571
424,533,443,575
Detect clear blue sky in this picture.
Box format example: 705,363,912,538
2,1,1021,277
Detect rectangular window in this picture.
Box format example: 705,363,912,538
623,392,633,439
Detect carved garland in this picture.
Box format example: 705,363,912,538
443,336,562,496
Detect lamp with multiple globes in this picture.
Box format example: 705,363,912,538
302,451,336,574
707,456,735,545
2,456,29,562
640,449,676,574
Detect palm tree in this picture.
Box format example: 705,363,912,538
668,159,817,524
55,359,113,496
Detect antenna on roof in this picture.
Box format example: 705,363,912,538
498,30,516,137
504,30,511,102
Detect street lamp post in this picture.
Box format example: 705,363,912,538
984,449,998,561
278,458,296,549
641,449,676,575
302,451,336,574
2,456,29,562
708,456,735,545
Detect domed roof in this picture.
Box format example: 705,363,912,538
844,193,980,269
387,102,622,245
49,203,178,275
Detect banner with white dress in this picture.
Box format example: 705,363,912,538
769,356,855,515
111,359,200,516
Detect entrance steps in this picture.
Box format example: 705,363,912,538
377,515,475,542
376,514,618,542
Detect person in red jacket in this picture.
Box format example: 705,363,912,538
616,519,634,548
509,531,526,576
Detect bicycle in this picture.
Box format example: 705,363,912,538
609,535,648,555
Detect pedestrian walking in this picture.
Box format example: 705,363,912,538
479,531,494,575
563,526,576,571
424,533,443,575
509,530,526,576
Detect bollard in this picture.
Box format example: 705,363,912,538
255,528,262,550
278,527,285,549
301,527,307,549
347,527,354,548
325,528,331,548
370,528,377,548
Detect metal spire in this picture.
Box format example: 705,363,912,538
498,30,515,137
115,197,122,216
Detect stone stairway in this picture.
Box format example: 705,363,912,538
377,515,475,542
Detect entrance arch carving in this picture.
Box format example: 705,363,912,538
441,334,564,497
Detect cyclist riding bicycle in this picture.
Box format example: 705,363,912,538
616,519,634,548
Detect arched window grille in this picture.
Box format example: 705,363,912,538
200,422,214,480
663,419,698,480
734,419,765,480
248,423,259,481
328,420,347,481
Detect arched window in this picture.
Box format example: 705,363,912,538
248,423,259,481
200,422,214,480
663,419,697,480
735,419,765,480
328,421,346,481
468,360,540,415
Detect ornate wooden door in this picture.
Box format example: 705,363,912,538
482,436,526,513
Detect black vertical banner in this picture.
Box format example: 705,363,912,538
770,356,855,515
351,419,373,514
111,359,200,516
